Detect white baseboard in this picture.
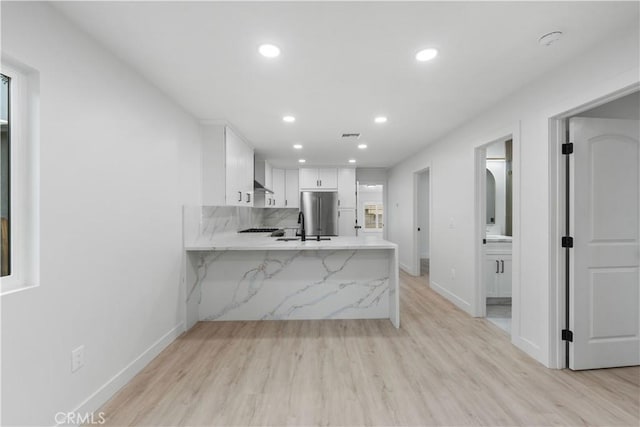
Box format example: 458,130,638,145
430,280,472,314
399,262,413,275
60,323,185,426
512,334,546,367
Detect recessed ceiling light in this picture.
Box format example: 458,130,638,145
259,44,280,58
374,116,387,124
283,115,296,123
293,144,303,149
415,48,438,62
358,144,368,149
348,159,356,164
538,31,563,47
298,159,306,163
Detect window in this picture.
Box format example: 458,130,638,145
364,203,383,230
0,61,39,294
1,74,10,277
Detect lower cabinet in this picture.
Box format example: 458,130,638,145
484,253,512,297
338,209,357,236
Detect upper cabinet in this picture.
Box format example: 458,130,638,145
285,169,299,208
265,168,299,208
271,168,285,207
299,168,338,190
337,168,356,208
202,125,254,207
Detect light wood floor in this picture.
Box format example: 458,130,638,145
97,271,640,426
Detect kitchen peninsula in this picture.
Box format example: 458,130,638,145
183,231,399,329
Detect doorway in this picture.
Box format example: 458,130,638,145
558,90,640,370
481,138,514,333
414,169,430,278
416,169,430,277
357,183,384,236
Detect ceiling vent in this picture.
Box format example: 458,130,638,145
341,133,361,140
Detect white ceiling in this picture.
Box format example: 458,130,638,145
53,1,639,168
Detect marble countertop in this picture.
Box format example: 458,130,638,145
185,232,398,251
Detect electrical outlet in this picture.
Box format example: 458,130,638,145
450,267,456,279
71,345,85,372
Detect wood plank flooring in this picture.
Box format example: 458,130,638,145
97,271,640,426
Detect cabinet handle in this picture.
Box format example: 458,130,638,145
501,260,504,274
320,179,322,187
238,191,242,202
246,193,251,203
338,199,341,206
285,199,288,206
496,260,499,274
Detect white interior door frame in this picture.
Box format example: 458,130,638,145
412,165,431,277
548,82,640,369
473,125,519,329
474,146,488,317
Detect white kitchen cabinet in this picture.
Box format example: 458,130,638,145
264,161,273,192
337,168,356,208
271,168,286,207
264,168,297,208
285,169,299,208
299,168,319,189
338,209,357,236
202,125,254,207
299,168,338,190
484,242,512,297
318,168,338,189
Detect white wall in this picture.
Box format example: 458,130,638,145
387,25,639,367
1,3,202,426
578,90,639,119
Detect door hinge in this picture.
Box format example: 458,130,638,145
562,236,574,248
561,329,573,342
562,142,574,155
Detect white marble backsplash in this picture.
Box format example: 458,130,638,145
260,208,299,228
184,205,300,245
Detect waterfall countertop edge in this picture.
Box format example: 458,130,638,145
185,233,398,251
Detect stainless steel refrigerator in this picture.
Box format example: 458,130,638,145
300,191,338,236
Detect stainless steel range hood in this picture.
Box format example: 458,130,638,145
254,158,274,194
253,179,273,194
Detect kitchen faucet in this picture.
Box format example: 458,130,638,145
297,211,306,241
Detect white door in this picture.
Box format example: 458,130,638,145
225,128,242,206
497,256,512,297
285,169,299,208
485,256,499,298
338,168,356,208
241,139,254,206
272,168,285,207
338,209,357,236
299,168,318,189
569,117,640,370
318,168,338,189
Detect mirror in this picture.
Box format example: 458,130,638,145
486,169,496,224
